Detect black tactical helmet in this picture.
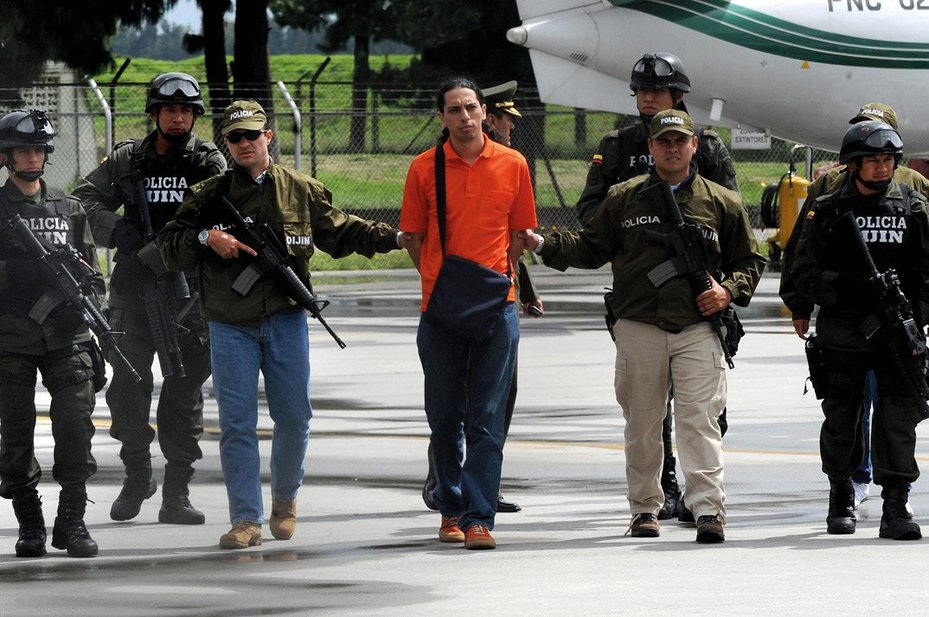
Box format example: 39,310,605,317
630,52,692,93
145,72,205,115
0,109,55,153
839,120,903,165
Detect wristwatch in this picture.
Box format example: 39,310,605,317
198,229,210,245
532,234,545,254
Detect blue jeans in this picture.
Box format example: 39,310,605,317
853,371,877,484
417,303,519,532
210,309,312,524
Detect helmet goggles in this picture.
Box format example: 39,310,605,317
155,77,200,101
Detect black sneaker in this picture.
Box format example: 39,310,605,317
696,514,725,544
626,513,660,538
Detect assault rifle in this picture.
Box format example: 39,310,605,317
835,211,929,419
5,214,141,383
115,173,192,378
217,196,346,348
641,180,735,368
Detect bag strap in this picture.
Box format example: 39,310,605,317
434,138,448,256
433,134,511,278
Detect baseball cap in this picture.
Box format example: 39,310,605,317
649,109,695,139
221,100,268,136
481,80,521,117
849,102,898,129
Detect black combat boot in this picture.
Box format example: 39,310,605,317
12,487,46,558
826,477,856,534
879,483,921,541
658,455,682,520
159,464,205,525
110,456,157,521
51,484,98,557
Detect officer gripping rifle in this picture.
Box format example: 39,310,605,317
5,214,141,383
217,195,346,348
834,210,929,419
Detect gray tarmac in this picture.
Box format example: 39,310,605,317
4,267,929,616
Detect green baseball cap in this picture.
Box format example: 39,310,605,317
221,100,267,135
849,102,898,129
649,109,695,139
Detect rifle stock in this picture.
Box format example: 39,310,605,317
217,196,346,349
5,214,141,383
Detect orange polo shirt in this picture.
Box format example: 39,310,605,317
401,136,538,311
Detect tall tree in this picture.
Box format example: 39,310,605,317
232,0,273,109
197,0,233,145
0,0,172,92
270,0,397,152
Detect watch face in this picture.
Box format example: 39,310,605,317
198,230,210,244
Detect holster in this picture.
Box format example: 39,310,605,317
804,335,828,399
719,306,745,358
603,288,617,341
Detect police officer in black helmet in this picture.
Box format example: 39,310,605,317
72,72,226,527
576,52,739,521
0,109,103,557
790,121,929,540
575,52,738,224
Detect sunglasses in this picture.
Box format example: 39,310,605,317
226,129,266,144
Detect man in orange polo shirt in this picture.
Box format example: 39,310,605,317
401,77,537,550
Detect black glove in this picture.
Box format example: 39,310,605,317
112,218,145,253
5,258,55,290
109,254,154,295
6,258,44,282
47,304,87,334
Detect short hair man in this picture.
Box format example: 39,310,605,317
158,100,405,550
520,110,764,543
73,72,226,526
575,53,741,519
401,78,538,549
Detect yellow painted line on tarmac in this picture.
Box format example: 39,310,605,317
38,417,929,463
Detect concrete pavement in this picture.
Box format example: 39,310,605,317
3,268,929,616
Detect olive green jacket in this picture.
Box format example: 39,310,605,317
544,171,764,332
158,162,400,324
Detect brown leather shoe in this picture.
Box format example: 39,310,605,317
464,524,496,550
626,513,660,538
439,515,465,543
270,497,297,540
219,522,262,550
696,514,725,544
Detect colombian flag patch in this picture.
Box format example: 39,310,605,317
590,154,603,166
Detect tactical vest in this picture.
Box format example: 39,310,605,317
814,183,917,294
0,188,77,310
123,137,211,233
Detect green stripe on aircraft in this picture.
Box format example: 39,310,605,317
609,0,929,68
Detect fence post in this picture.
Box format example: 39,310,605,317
86,78,113,160
309,57,332,178
277,81,302,171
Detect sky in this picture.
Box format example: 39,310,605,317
162,0,211,30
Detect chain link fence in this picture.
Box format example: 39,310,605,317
2,70,867,261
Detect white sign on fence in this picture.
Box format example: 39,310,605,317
731,126,771,150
